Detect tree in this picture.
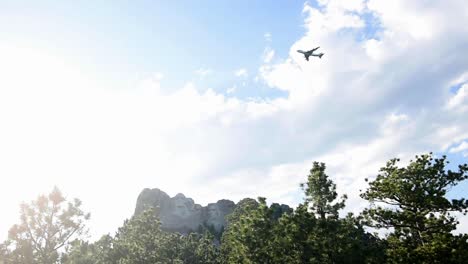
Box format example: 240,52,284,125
111,207,171,263
220,197,260,263
176,232,220,264
221,197,286,263
109,207,220,264
5,187,90,264
220,162,386,264
301,162,347,220
0,240,15,264
300,161,346,263
293,162,385,264
61,235,115,264
61,239,97,264
361,153,468,263
272,203,315,263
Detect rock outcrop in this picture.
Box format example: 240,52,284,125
134,188,291,234
134,188,235,233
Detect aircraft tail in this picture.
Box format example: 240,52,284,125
318,53,324,59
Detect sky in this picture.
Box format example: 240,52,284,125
1,0,468,240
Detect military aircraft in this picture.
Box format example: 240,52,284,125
297,47,324,61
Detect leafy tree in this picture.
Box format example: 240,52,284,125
176,232,220,264
5,187,90,264
197,222,224,242
224,198,259,226
90,235,116,264
109,207,219,264
270,203,293,220
221,197,284,263
301,161,347,220
110,207,171,263
335,213,387,264
361,153,468,263
194,233,220,264
292,162,385,264
0,240,15,264
61,240,97,264
220,197,260,263
61,235,115,264
272,203,315,263
221,162,386,264
300,162,346,263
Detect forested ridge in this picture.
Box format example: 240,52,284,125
1,153,467,264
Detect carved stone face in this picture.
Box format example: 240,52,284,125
173,196,190,217
207,204,220,219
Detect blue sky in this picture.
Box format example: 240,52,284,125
1,1,304,96
1,0,467,240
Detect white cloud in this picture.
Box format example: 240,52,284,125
263,47,275,63
447,84,468,111
235,68,248,78
454,213,468,234
195,68,212,79
317,0,365,12
366,0,468,41
449,141,468,153
264,32,272,42
258,0,468,231
302,0,365,37
2,0,468,240
227,86,236,94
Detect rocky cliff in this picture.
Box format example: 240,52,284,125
134,188,291,234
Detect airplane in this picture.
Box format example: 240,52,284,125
297,47,324,61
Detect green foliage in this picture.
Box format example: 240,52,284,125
0,240,15,264
301,161,347,220
96,207,220,264
178,232,220,264
111,208,169,263
224,198,259,225
286,162,386,264
2,154,466,264
4,187,90,264
271,203,316,263
220,162,385,264
197,222,224,242
220,197,262,263
61,240,95,264
221,197,287,263
361,153,468,263
61,235,115,264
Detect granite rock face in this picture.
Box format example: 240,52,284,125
134,188,291,234
134,188,236,233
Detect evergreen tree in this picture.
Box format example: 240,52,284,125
61,235,115,264
301,161,347,220
106,207,219,264
5,187,90,264
361,153,468,263
293,162,385,263
221,197,283,263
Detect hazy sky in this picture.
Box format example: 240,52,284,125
1,0,468,240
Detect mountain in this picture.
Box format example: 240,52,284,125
134,188,291,234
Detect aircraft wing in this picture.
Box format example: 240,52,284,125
309,46,320,52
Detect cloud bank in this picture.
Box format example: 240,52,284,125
1,0,468,239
